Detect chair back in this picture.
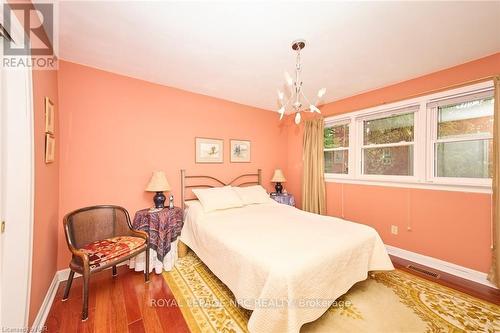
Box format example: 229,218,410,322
63,205,133,249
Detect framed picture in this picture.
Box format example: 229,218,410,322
195,137,223,163
45,97,55,134
230,139,251,163
45,134,55,163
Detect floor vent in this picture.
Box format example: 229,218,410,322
406,265,440,279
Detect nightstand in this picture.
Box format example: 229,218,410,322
129,206,184,274
270,193,295,207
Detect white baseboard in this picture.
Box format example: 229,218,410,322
57,268,81,282
57,261,128,282
386,245,497,289
30,273,59,333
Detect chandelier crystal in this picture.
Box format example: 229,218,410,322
277,39,326,124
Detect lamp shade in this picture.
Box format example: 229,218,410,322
271,169,286,182
145,171,171,192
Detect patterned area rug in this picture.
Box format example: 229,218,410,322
163,253,500,333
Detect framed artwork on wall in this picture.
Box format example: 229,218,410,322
45,97,55,134
230,139,251,163
195,137,223,163
45,134,55,163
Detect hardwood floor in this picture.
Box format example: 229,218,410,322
45,266,190,333
390,255,500,305
45,257,499,332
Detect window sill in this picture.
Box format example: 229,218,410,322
324,175,492,194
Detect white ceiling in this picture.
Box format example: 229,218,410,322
57,1,500,111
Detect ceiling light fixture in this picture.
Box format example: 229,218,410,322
277,39,326,124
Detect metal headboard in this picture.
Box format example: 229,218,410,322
181,169,262,209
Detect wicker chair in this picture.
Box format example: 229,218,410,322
62,205,150,321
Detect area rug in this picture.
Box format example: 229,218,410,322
163,253,500,333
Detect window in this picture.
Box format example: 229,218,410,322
324,122,349,174
361,110,416,176
429,91,494,180
323,81,494,192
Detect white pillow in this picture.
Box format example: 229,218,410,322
232,185,270,205
192,186,244,212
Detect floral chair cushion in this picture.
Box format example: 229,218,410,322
81,236,145,269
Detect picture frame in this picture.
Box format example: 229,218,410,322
195,137,223,163
45,134,55,163
45,97,55,134
230,139,251,163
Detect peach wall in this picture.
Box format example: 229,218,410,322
29,68,59,325
286,52,500,273
56,61,288,269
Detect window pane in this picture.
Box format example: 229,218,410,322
363,145,413,176
436,139,492,178
364,113,414,145
438,97,493,139
324,150,348,174
324,124,349,149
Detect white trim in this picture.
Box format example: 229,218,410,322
30,274,58,333
426,101,493,187
323,80,495,192
324,121,351,176
0,10,35,328
427,87,494,109
324,176,492,194
324,147,348,152
361,141,414,149
357,107,417,179
386,245,497,289
57,261,129,282
57,268,81,282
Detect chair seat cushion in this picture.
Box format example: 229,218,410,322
81,236,146,269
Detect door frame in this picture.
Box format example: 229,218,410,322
0,1,35,329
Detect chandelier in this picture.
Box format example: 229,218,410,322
277,39,326,124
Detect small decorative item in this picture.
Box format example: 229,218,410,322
271,169,286,194
45,97,55,134
45,134,55,163
230,139,251,163
195,137,223,163
169,194,174,209
145,171,171,209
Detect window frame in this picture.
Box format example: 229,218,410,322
324,81,493,193
323,119,352,178
356,107,418,182
425,90,494,187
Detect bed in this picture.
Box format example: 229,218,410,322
178,169,394,333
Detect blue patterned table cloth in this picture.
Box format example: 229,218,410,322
132,207,183,261
270,193,295,206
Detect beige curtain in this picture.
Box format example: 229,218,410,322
302,118,326,214
488,76,500,287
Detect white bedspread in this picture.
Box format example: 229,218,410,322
180,201,393,333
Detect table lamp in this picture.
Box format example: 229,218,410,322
271,169,286,194
146,171,171,208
